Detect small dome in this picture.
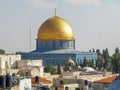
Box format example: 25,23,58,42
82,67,95,72
37,16,74,40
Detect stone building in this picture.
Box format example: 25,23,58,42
0,54,21,69
0,54,44,76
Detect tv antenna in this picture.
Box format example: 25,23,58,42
55,8,57,16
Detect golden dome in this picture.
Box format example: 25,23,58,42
37,16,74,40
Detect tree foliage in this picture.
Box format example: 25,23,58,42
83,57,87,67
57,64,62,74
102,48,110,69
96,48,112,70
64,61,76,71
103,48,112,70
0,49,5,54
44,65,57,75
82,57,94,67
111,53,120,73
115,47,119,54
96,49,103,69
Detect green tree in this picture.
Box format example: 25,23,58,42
44,65,57,75
102,48,110,69
91,59,94,67
115,47,119,54
82,58,94,67
86,59,94,68
111,53,120,73
96,49,103,69
0,49,5,54
96,59,98,67
93,48,95,52
89,49,92,52
96,49,105,70
83,57,87,67
96,49,101,55
57,64,61,74
96,48,111,70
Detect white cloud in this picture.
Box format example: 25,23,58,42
105,4,119,12
26,0,56,9
66,0,101,6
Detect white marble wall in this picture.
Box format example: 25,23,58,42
0,54,21,69
19,78,31,90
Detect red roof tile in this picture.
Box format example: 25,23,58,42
31,77,51,84
94,75,117,83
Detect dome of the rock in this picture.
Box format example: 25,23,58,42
37,16,74,40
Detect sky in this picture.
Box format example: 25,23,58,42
0,0,120,55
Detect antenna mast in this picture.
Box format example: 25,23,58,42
29,19,31,52
28,18,32,69
55,8,57,16
29,18,32,62
29,27,31,52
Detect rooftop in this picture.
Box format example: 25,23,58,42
94,75,117,83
